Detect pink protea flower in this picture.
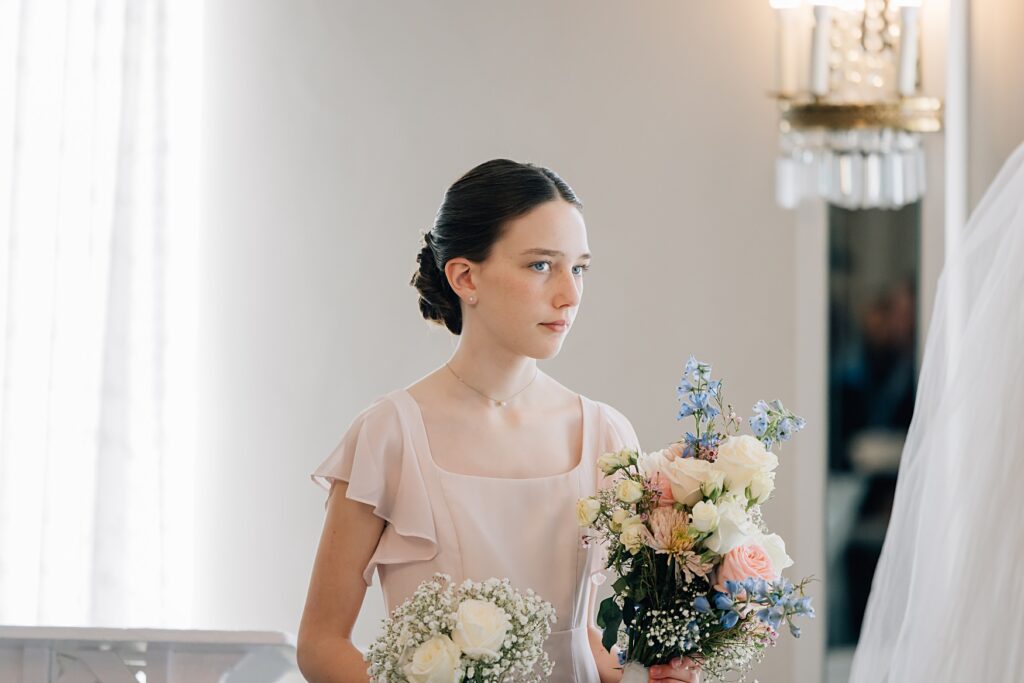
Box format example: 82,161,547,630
646,506,693,555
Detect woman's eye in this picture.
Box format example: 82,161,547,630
530,261,551,272
573,264,590,276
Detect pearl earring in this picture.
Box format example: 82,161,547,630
468,296,476,304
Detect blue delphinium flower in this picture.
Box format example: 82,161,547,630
720,610,740,629
778,418,794,441
714,592,734,610
678,402,696,420
676,377,694,398
749,412,769,437
693,595,711,613
692,391,710,410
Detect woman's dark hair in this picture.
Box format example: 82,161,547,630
410,159,583,335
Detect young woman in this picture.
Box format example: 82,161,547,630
296,159,701,683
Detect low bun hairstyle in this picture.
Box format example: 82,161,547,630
410,159,583,335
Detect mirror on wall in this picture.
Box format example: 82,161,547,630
824,201,920,681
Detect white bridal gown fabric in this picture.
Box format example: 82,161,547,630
849,141,1024,682
312,388,640,683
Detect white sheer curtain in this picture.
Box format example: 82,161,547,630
850,142,1024,681
0,0,201,627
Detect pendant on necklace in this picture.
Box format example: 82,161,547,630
496,400,507,408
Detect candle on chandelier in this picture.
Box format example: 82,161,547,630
896,0,923,96
771,1,801,95
809,3,833,97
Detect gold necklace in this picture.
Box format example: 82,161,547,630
444,362,538,408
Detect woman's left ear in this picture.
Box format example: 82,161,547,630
444,257,478,304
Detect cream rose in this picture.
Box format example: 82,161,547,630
758,532,793,572
748,470,775,504
715,435,779,492
701,468,726,497
704,499,759,556
450,599,511,660
620,521,653,555
637,450,675,507
597,448,633,475
637,449,668,477
662,457,715,507
664,442,686,461
690,500,720,533
614,479,644,504
402,635,463,683
609,508,631,532
575,497,601,527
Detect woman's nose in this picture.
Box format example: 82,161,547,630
554,268,581,307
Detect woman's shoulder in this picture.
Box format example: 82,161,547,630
346,390,405,429
583,394,641,453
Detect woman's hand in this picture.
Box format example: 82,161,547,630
647,656,701,682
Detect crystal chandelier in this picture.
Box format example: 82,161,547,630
770,0,943,210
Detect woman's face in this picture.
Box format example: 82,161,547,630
451,199,591,360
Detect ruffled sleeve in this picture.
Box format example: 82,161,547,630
589,400,643,583
311,394,439,586
594,400,642,461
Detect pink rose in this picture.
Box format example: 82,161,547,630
714,543,777,596
664,442,686,461
652,472,675,507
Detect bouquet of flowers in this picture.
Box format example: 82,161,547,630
576,356,816,683
366,572,557,683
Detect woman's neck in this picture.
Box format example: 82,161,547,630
445,343,539,404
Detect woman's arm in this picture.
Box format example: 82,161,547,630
297,480,386,683
587,580,623,683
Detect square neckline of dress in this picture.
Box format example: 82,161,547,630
393,388,589,481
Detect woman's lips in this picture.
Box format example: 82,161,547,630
541,322,568,333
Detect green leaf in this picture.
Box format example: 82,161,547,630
622,598,636,625
596,596,621,630
611,576,630,595
601,619,621,652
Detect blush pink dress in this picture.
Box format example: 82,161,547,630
311,388,640,683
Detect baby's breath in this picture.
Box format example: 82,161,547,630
366,573,557,683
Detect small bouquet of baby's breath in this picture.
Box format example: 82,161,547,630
366,573,557,683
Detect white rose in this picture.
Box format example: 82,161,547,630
614,479,644,504
576,497,601,527
662,457,714,507
701,469,726,497
610,508,631,532
450,599,511,660
690,500,720,533
748,470,775,504
715,435,779,492
403,635,463,683
704,499,759,555
758,532,793,572
620,522,651,555
597,448,633,475
636,449,668,478
620,514,644,530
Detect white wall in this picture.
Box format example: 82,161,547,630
196,2,822,680
969,0,1024,210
